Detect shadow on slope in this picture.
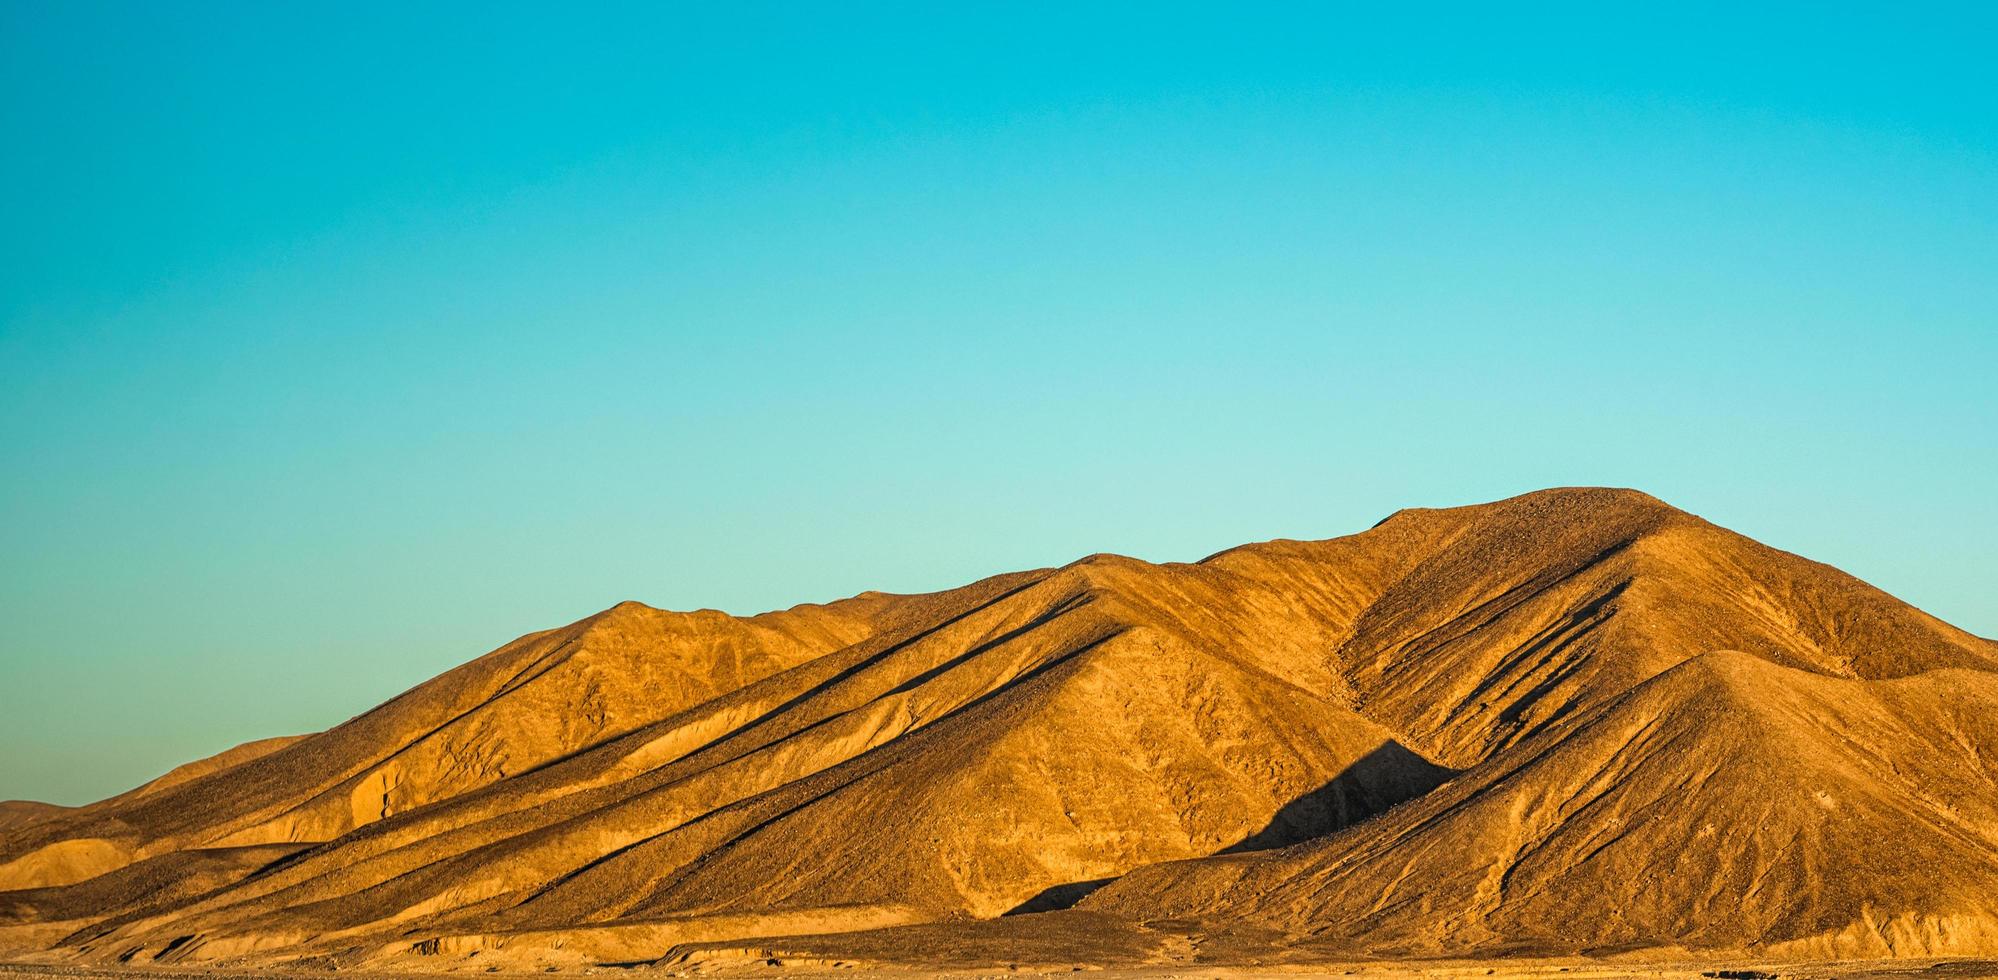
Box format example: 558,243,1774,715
1085,650,1998,958
1220,740,1453,854
1003,739,1452,916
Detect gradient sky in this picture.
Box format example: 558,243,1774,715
3,2,1994,806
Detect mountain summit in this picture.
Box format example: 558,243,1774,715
2,488,1993,970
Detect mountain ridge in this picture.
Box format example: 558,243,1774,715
2,487,1993,969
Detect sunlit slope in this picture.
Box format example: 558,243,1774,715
2,487,1992,966
46,555,1446,964
1326,490,1994,768
1088,652,1998,957
0,596,895,892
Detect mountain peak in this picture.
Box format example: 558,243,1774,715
3,490,1992,969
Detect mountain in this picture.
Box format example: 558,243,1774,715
1085,651,1998,959
1,488,1992,970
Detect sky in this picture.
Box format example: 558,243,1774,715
2,2,1994,805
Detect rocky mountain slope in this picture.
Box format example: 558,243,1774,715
1087,651,1998,958
1,488,1992,969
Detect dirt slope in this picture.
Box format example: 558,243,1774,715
33,556,1447,965
0,596,894,892
1,487,1992,968
1088,651,1998,958
0,807,67,836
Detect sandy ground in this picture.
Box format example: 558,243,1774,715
7,958,1998,979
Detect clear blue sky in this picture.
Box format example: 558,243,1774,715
3,2,1993,805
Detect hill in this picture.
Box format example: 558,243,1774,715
1,488,1992,969
1086,651,1998,959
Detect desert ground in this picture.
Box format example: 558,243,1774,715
8,958,1998,979
5,490,1996,976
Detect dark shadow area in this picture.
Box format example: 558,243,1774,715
1002,877,1116,915
1000,741,1452,918
1220,740,1454,854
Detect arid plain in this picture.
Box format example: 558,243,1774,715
4,489,1997,979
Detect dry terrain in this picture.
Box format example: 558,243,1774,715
3,489,1994,975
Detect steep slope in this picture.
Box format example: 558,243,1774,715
1327,489,1994,768
1088,651,1998,958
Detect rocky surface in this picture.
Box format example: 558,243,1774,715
2,488,1993,971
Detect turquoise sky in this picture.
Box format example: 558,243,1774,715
3,3,1994,805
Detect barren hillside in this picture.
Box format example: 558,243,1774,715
2,488,1992,970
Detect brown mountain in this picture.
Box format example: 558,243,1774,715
0,804,68,836
1086,651,1998,958
1,488,1992,970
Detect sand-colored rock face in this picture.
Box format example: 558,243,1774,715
1,487,1993,970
